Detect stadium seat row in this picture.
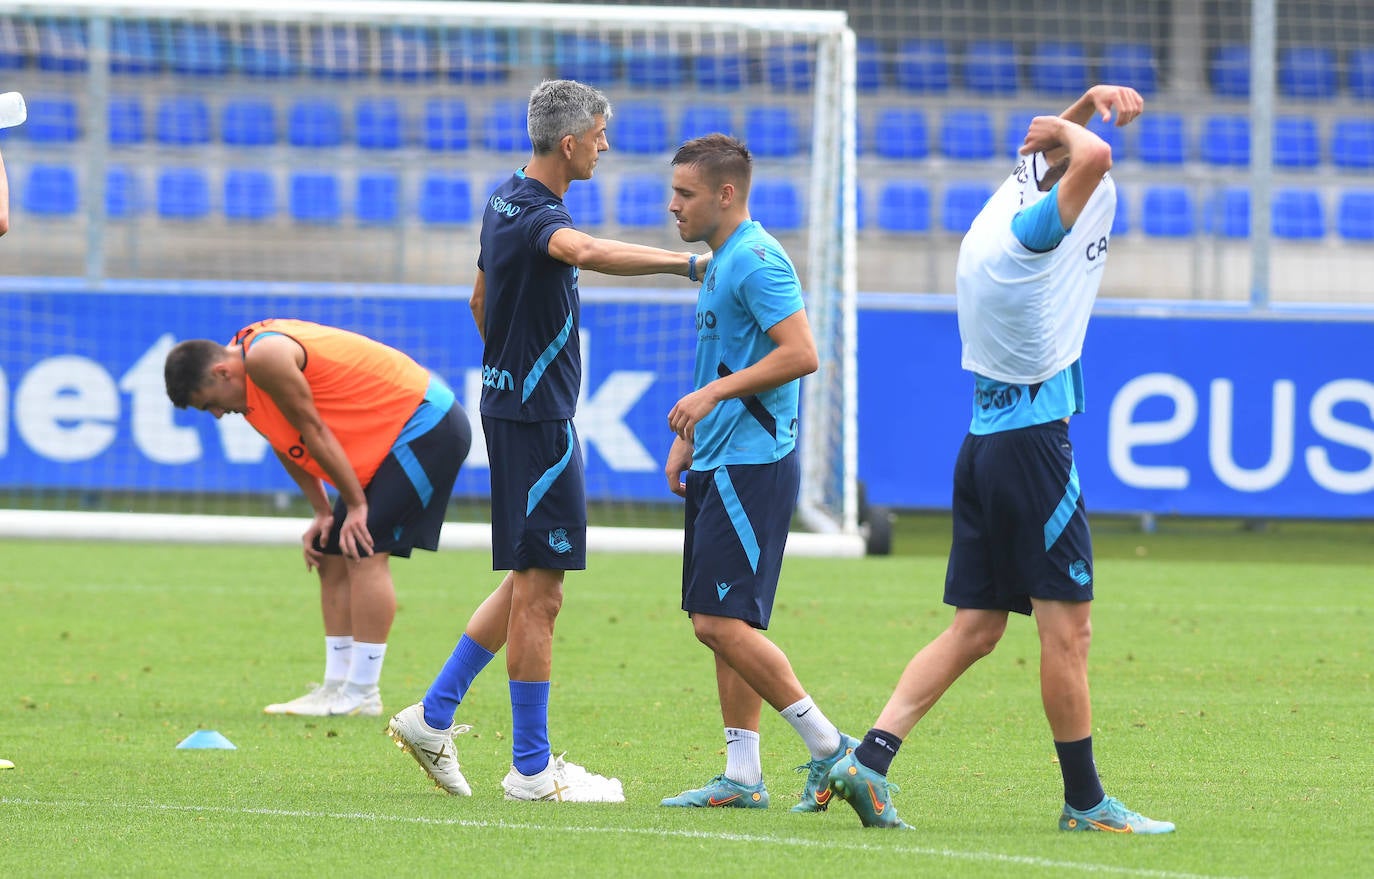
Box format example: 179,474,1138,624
1,95,810,157
8,18,1374,100
27,161,1369,242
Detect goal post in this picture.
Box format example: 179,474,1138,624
0,0,863,556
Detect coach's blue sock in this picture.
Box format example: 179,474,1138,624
510,680,552,777
421,635,496,730
1055,736,1106,811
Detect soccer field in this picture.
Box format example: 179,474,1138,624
2,517,1371,877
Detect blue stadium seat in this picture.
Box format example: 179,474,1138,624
1111,187,1130,235
423,99,469,151
625,34,684,89
289,172,342,224
223,169,276,221
1140,185,1195,237
1331,118,1374,169
1210,44,1249,97
1030,41,1088,96
876,180,931,233
105,166,140,218
157,168,211,220
1087,114,1127,161
1200,114,1249,166
109,20,161,75
356,172,400,225
616,101,669,155
221,99,276,147
419,173,473,224
440,28,510,84
308,25,367,79
857,37,884,93
1278,46,1337,100
563,178,604,227
615,175,666,228
1273,116,1320,169
767,42,815,92
693,35,746,91
36,19,88,73
483,99,530,152
744,106,800,158
1271,188,1324,239
855,183,866,230
555,33,615,85
166,22,229,77
355,98,402,150
288,99,344,148
23,165,79,216
378,26,435,82
680,104,733,143
156,96,212,146
896,39,950,94
108,97,144,145
1100,42,1157,96
751,180,802,231
1336,190,1374,240
963,40,1018,96
0,18,25,71
1348,48,1374,100
939,109,996,161
1136,113,1187,164
26,98,80,143
236,23,299,78
873,108,929,161
1206,187,1250,238
941,182,993,232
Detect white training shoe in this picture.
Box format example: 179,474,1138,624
502,753,625,803
385,703,473,796
329,684,383,717
263,681,342,716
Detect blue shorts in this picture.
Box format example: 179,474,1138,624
681,450,799,629
318,394,472,559
945,420,1094,615
483,415,586,572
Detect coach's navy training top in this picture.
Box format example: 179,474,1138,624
476,170,580,423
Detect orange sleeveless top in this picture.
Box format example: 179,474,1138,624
233,319,428,489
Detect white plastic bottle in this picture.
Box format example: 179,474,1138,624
0,92,27,128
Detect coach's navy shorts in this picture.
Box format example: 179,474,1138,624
681,450,799,629
319,384,472,559
944,420,1094,615
483,415,587,572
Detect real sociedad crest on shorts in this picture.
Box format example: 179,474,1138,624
549,528,573,554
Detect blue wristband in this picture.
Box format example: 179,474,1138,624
688,253,698,282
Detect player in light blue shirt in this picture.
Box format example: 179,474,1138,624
659,134,859,813
829,85,1175,835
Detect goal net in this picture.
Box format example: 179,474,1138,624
0,0,862,555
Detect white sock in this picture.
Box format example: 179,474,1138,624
346,640,386,690
324,635,352,683
724,727,762,786
781,695,841,760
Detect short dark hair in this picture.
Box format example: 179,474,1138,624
164,339,227,408
672,133,752,196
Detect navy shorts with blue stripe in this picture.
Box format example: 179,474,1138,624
681,450,799,629
944,419,1094,615
483,415,587,572
318,398,472,559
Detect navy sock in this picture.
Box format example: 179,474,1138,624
510,680,552,777
421,634,496,730
854,728,902,776
1055,736,1106,811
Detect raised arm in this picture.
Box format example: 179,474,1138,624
547,226,700,278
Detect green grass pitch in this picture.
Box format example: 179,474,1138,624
2,515,1371,877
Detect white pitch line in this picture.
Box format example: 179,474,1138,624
1,797,1242,879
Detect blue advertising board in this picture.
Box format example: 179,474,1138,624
2,282,1371,518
